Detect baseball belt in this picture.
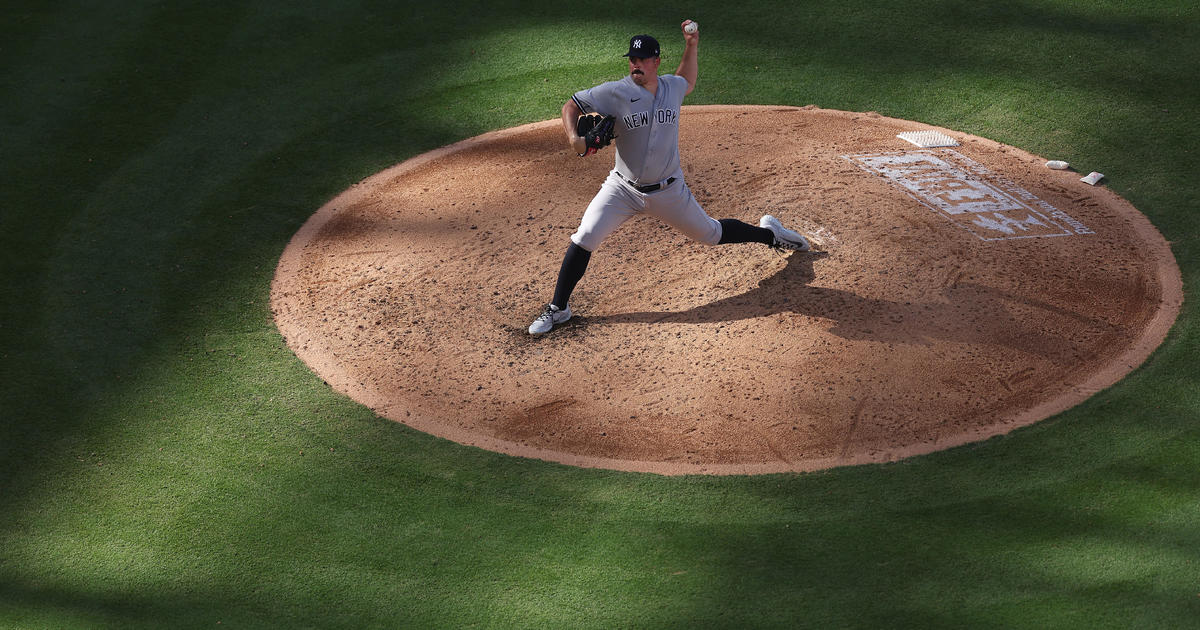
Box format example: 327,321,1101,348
617,172,677,193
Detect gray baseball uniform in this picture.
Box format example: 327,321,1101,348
569,74,721,251
528,28,811,335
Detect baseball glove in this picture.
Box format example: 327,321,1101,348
576,113,617,156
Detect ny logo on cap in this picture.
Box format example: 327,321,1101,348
624,34,659,58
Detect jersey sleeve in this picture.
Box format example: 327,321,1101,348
572,80,620,116
663,74,687,90
663,74,689,105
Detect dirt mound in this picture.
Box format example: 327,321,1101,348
271,106,1181,474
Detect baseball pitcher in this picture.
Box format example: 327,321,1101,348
530,20,820,334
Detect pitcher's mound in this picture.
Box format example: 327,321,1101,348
271,106,1181,475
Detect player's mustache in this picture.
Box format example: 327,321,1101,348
631,69,644,75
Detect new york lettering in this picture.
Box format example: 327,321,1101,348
623,108,679,129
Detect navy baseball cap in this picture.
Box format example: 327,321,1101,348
623,34,660,58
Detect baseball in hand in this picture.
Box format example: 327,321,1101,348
684,21,698,34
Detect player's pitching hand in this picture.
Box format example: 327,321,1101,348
681,20,698,42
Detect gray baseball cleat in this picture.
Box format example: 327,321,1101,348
760,214,816,252
529,303,572,334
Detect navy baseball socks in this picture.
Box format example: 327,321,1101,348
718,218,775,245
530,241,590,334
718,216,811,251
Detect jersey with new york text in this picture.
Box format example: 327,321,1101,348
572,74,688,185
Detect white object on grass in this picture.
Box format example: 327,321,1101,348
1081,171,1104,185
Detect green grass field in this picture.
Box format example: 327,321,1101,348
2,1,1198,627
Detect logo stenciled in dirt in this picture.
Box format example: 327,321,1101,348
844,150,1093,241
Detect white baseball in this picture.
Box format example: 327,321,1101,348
684,21,698,34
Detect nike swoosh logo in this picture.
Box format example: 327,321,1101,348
631,97,641,102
